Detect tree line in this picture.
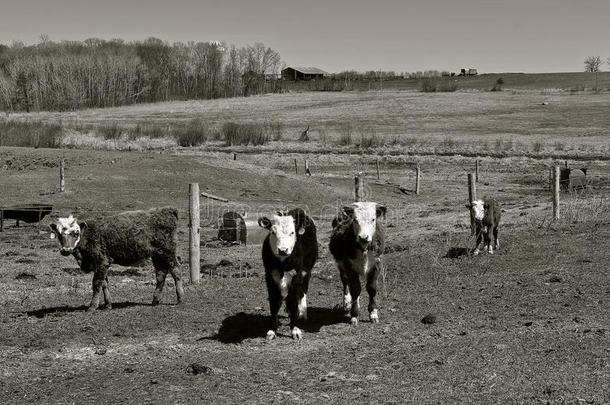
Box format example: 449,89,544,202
0,38,282,112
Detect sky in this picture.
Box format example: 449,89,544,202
1,0,609,74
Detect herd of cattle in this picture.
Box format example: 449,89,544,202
48,198,501,340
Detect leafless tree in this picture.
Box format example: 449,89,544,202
584,56,603,92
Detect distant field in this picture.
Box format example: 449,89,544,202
312,71,610,92
7,87,610,159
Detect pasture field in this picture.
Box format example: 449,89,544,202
1,142,610,403
6,89,610,160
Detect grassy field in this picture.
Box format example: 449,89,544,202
1,82,610,402
1,144,610,403
4,87,610,160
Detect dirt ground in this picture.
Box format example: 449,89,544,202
1,146,610,404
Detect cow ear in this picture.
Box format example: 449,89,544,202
465,203,472,209
49,223,58,234
341,206,354,217
258,217,272,229
79,221,88,231
376,205,387,219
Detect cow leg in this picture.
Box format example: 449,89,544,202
168,266,184,304
493,226,499,250
265,272,283,340
367,258,381,323
338,262,351,317
347,270,362,325
472,228,483,255
484,228,493,254
88,265,109,312
102,276,112,310
151,255,169,306
286,289,303,340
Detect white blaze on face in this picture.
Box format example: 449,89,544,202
472,200,485,221
52,215,82,255
269,215,297,258
352,202,378,245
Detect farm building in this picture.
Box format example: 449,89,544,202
282,66,328,81
459,68,478,76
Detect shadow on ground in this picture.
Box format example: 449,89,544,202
26,301,150,318
445,247,470,258
206,307,345,344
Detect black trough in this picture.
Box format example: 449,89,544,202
0,204,53,232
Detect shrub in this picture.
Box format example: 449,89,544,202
532,141,543,153
128,123,166,140
554,141,565,151
222,121,269,146
98,123,122,140
419,78,458,92
491,77,504,92
174,118,209,147
359,132,380,149
0,121,63,148
267,121,283,141
337,124,353,146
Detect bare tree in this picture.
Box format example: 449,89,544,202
584,56,603,92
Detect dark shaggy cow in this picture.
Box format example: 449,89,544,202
50,207,184,311
466,197,501,255
258,208,318,340
329,202,387,325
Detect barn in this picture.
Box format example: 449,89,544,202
282,66,328,81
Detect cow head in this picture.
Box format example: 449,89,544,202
465,200,485,221
339,202,387,249
49,215,87,256
258,211,306,258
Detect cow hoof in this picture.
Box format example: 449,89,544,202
473,249,480,256
266,330,276,340
350,317,358,326
488,248,494,254
370,309,379,323
291,327,303,340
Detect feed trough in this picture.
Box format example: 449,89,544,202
217,211,267,245
0,204,53,232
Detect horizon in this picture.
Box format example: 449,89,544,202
1,0,610,74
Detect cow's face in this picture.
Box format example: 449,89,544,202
466,200,485,221
343,202,386,248
49,215,86,256
258,213,305,258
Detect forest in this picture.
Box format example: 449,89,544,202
0,37,282,111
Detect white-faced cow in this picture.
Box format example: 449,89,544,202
50,207,184,311
329,202,387,325
258,208,318,340
466,197,501,255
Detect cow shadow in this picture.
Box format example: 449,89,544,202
206,307,345,344
26,301,150,318
445,247,470,258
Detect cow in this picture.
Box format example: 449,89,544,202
466,197,501,255
329,202,387,325
49,207,184,311
258,208,318,340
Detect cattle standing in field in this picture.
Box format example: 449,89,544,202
258,208,318,340
466,198,501,255
50,207,184,311
329,202,387,325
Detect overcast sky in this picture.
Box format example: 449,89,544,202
1,0,609,73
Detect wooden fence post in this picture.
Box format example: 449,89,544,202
305,159,311,176
233,153,237,161
355,173,363,201
468,173,476,235
189,183,201,284
415,165,421,195
376,158,380,180
475,159,480,183
553,165,560,220
294,158,298,174
549,167,553,191
60,159,65,193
